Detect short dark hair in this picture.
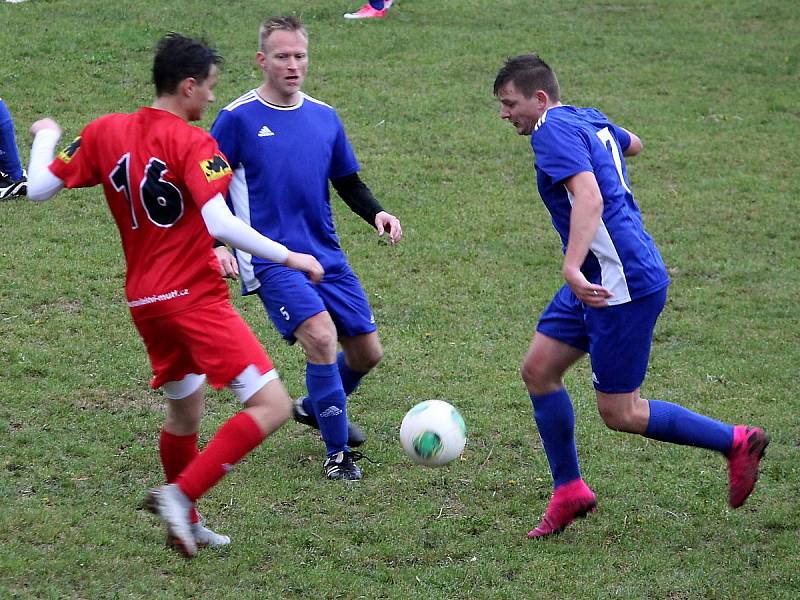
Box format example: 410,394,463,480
493,54,560,101
152,33,223,96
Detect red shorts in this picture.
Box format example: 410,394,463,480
134,300,273,390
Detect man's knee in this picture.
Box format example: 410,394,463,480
520,357,553,393
246,382,292,427
297,314,338,360
164,409,202,435
341,332,383,373
356,344,383,372
256,393,292,423
163,388,205,435
597,404,627,431
305,327,337,353
520,358,536,387
596,397,645,433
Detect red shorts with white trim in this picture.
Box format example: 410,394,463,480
134,300,273,390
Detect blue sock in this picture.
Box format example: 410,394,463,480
337,351,367,397
645,400,734,454
306,362,349,455
369,0,385,9
530,389,582,488
0,100,24,180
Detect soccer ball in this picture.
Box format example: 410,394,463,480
400,400,467,466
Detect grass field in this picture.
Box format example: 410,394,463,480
1,0,798,598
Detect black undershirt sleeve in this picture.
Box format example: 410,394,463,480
331,172,384,227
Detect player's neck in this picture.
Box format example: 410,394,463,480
151,97,190,121
256,84,301,108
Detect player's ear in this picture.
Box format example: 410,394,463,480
180,77,197,98
535,90,549,106
256,51,267,70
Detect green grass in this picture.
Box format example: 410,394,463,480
1,0,798,598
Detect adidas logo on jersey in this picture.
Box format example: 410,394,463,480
257,125,275,137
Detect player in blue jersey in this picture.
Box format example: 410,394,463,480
0,98,27,200
494,54,768,538
210,16,402,481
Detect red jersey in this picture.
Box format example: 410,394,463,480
49,107,232,320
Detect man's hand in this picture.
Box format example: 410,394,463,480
30,118,62,137
374,211,403,244
563,265,612,307
213,245,239,280
285,251,324,284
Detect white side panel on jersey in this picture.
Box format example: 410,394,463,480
229,165,260,293
566,188,632,306
591,220,631,305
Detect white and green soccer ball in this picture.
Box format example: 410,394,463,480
400,400,467,466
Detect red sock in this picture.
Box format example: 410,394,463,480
175,412,265,502
159,430,201,523
159,430,199,482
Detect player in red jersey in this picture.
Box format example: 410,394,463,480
25,33,324,558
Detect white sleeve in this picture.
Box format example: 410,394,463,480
201,195,290,264
27,129,65,201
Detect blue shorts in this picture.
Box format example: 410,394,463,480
255,263,377,343
536,284,668,393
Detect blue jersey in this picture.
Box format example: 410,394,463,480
531,106,669,304
210,91,360,292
